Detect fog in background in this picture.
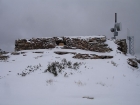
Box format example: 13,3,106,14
0,0,140,57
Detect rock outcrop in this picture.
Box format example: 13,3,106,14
0,55,9,60
127,58,138,68
73,53,113,59
54,51,76,55
115,39,127,54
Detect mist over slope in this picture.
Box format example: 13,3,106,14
0,36,140,105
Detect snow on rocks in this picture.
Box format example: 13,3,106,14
115,39,127,54
11,52,20,55
127,58,139,68
0,36,140,105
15,35,112,53
54,51,76,55
0,55,9,60
73,53,113,59
0,49,9,60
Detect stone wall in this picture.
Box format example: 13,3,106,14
15,36,112,52
15,38,56,51
63,36,111,52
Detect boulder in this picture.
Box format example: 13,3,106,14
127,58,138,68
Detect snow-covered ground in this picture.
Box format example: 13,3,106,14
0,37,140,105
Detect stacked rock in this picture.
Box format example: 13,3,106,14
15,38,56,51
73,53,113,59
115,39,127,54
63,36,112,52
15,36,112,52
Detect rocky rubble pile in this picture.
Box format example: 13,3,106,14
127,58,139,68
11,52,20,55
54,51,113,59
115,39,127,54
0,55,9,60
73,53,113,59
54,51,76,55
0,49,9,60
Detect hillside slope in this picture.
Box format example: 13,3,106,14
0,36,140,105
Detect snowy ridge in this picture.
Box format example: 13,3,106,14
0,37,140,105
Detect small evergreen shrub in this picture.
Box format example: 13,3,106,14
45,59,83,76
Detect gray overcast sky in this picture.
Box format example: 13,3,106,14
0,0,140,56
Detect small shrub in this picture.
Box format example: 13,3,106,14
67,61,72,68
111,61,117,67
96,82,105,86
73,62,80,70
46,79,53,85
18,64,42,77
62,58,67,63
75,80,86,86
57,64,63,73
21,72,27,76
44,59,83,77
61,58,67,68
47,62,58,76
64,73,68,77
